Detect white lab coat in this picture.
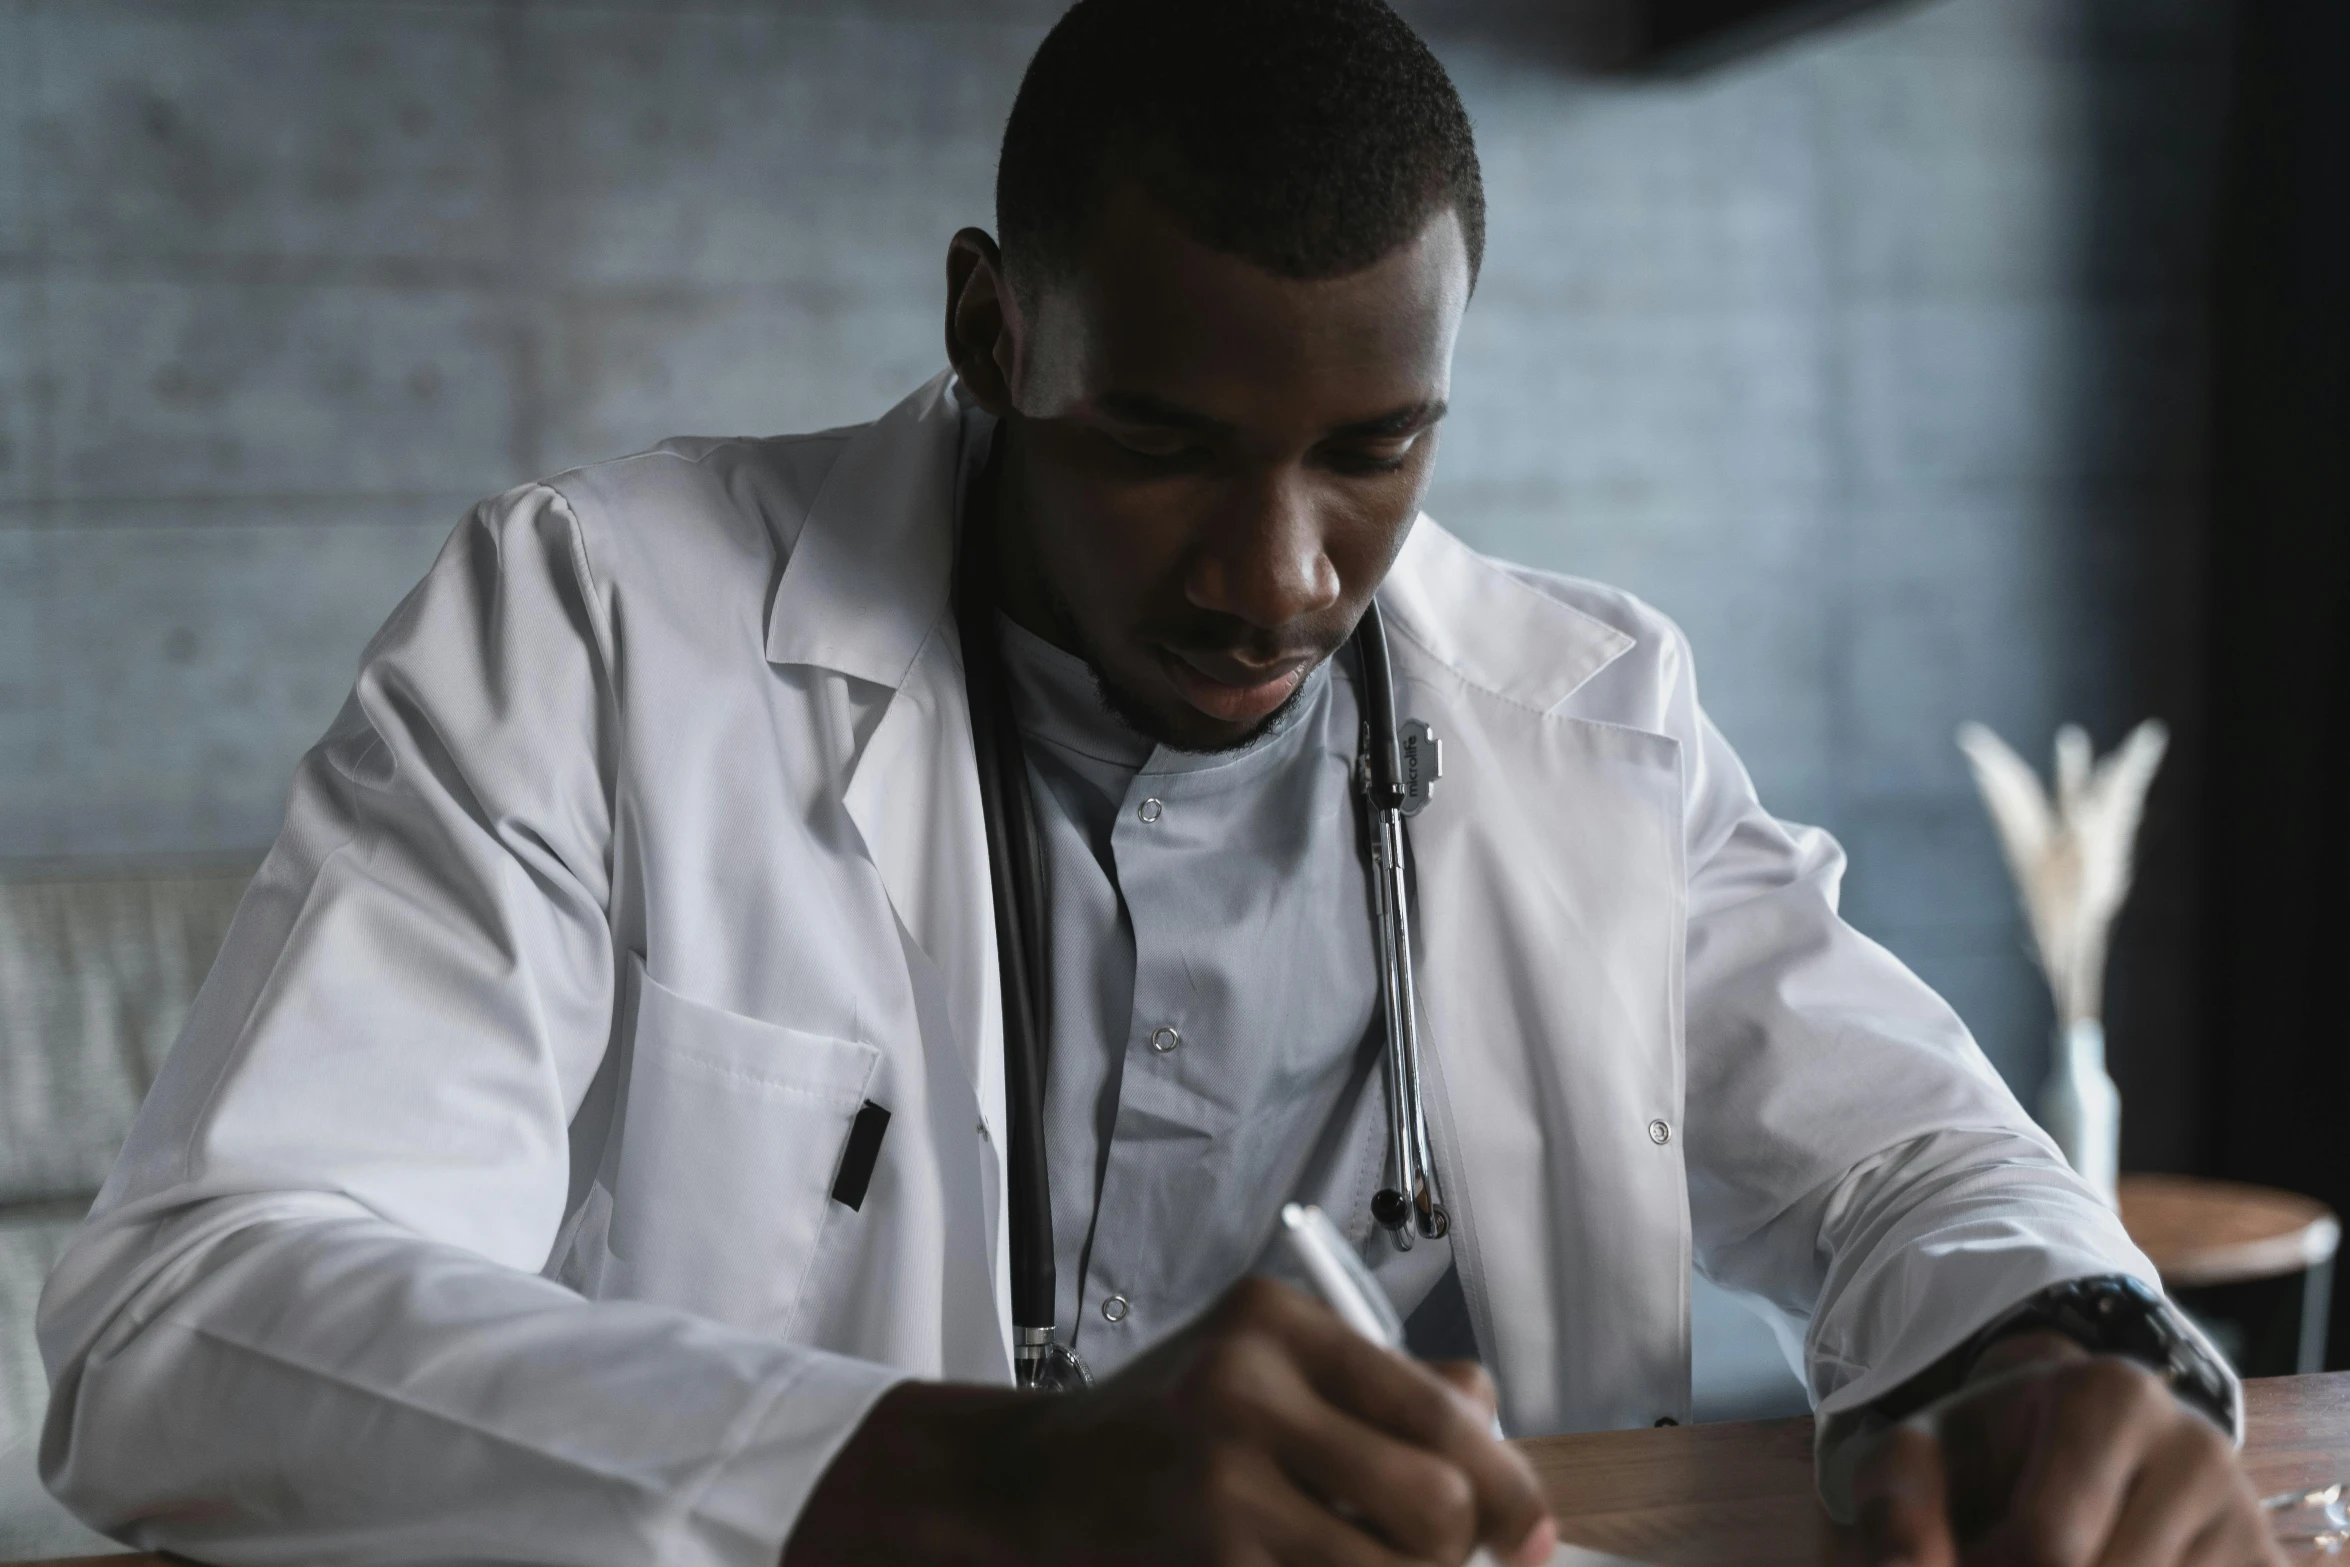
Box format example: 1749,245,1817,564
41,374,2160,1567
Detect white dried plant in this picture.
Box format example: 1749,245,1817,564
1955,719,2169,1029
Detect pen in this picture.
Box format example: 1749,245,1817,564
1279,1202,1501,1437
1279,1202,1410,1349
1277,1200,1511,1567
1276,1204,1643,1567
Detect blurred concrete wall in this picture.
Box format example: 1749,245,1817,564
0,0,2227,1139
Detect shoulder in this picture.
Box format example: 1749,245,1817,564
411,425,870,691
536,429,859,590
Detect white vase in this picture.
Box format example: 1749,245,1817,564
2039,1017,2121,1206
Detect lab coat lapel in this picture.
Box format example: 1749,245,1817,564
764,376,1011,1357
1380,519,1694,1434
765,374,997,1092
764,373,958,691
756,373,1005,1362
1377,519,1634,707
837,631,1000,1097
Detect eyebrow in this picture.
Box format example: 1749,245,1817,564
1332,399,1448,440
1091,392,1449,441
1091,391,1233,434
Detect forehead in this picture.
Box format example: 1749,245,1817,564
1021,185,1471,428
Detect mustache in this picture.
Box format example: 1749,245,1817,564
1146,615,1354,668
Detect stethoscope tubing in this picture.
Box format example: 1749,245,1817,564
1354,606,1449,1247
951,459,1066,1390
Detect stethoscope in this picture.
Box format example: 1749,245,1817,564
954,456,1450,1392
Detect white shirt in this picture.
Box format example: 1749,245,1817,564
38,373,2177,1567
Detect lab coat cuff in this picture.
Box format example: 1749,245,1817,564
686,1348,909,1567
1812,1250,2160,1418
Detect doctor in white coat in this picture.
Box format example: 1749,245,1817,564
41,3,2271,1565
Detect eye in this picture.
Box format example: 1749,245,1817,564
1101,427,1208,468
1321,441,1417,477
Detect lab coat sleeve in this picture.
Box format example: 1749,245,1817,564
1663,621,2188,1425
35,485,903,1567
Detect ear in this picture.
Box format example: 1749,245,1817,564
945,228,1019,416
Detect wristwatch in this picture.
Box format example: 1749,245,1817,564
1951,1274,2239,1440
1817,1274,2242,1522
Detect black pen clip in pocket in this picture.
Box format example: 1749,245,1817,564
830,1100,891,1211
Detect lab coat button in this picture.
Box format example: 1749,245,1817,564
1149,1025,1181,1054
1102,1294,1130,1323
1647,1118,1672,1145
1138,797,1164,823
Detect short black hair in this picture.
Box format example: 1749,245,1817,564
996,0,1484,291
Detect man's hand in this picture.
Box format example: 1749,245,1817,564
784,1275,1558,1566
1851,1332,2282,1567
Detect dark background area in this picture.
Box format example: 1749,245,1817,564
2198,0,2350,1363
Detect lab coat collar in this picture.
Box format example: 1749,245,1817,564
1379,520,1636,712
763,370,1636,713
764,371,965,688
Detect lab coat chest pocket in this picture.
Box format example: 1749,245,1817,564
606,957,882,1334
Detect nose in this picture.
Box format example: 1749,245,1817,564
1183,468,1343,633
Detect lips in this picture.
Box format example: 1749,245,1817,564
1156,644,1315,725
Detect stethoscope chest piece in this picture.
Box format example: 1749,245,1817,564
1016,1326,1093,1393
1397,717,1442,817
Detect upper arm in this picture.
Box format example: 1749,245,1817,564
103,483,622,1270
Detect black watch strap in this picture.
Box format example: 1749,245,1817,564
1953,1274,2241,1440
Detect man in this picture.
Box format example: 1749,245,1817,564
40,3,2274,1565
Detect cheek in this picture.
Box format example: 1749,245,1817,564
1326,469,1432,594
1029,468,1192,614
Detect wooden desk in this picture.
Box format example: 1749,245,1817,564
1524,1372,2350,1565
24,1375,2350,1567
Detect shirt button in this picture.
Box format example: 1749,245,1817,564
1101,1294,1130,1323
1137,797,1163,824
1149,1025,1181,1054
1648,1118,1672,1146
